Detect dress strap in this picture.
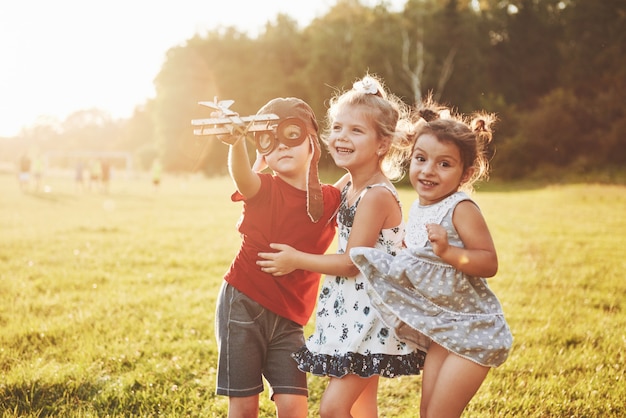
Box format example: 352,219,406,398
361,183,402,209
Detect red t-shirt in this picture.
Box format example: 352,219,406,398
224,174,341,326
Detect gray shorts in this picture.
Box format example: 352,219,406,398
215,282,308,398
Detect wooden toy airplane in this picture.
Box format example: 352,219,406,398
191,97,279,137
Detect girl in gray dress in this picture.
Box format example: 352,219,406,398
350,101,513,418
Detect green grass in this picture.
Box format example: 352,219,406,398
1,173,624,417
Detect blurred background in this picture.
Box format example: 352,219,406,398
1,0,624,185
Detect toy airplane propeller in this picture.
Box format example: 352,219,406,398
192,97,279,137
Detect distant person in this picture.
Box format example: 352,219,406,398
100,159,111,193
151,158,162,192
213,97,341,417
350,100,513,418
74,160,85,192
17,153,31,192
257,75,425,417
88,158,101,192
31,154,44,192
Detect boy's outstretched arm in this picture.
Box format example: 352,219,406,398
227,135,261,199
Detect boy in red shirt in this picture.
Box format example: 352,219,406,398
215,98,341,417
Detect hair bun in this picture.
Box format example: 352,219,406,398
352,76,382,96
419,109,439,122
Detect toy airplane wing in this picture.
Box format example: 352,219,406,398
191,113,278,126
192,113,279,136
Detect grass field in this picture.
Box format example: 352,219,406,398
1,172,624,417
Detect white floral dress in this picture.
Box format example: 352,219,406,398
350,191,513,367
292,183,426,378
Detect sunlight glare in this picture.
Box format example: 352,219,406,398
0,0,405,137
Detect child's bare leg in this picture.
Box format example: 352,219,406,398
228,395,259,418
421,343,489,418
351,376,379,418
320,375,379,418
420,342,446,417
274,393,308,418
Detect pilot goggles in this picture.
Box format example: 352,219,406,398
254,118,308,155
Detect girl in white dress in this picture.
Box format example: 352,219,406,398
258,75,425,417
350,101,513,418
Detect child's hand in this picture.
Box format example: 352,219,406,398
426,223,449,257
257,243,298,276
209,110,244,146
251,151,268,172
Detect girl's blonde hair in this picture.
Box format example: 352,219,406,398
413,95,496,192
323,74,414,181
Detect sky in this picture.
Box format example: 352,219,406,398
0,0,405,137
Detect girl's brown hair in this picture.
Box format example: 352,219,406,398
413,96,496,192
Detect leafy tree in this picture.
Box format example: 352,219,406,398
486,0,563,107
153,36,224,173
12,0,622,181
560,0,626,165
123,101,158,170
254,14,309,100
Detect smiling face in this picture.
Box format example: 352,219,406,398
327,105,386,173
409,133,471,205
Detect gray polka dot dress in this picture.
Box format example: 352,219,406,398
350,192,513,367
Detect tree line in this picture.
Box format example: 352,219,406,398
8,0,626,182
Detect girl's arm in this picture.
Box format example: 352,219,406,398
428,200,498,277
258,186,400,277
227,136,261,199
333,172,350,190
